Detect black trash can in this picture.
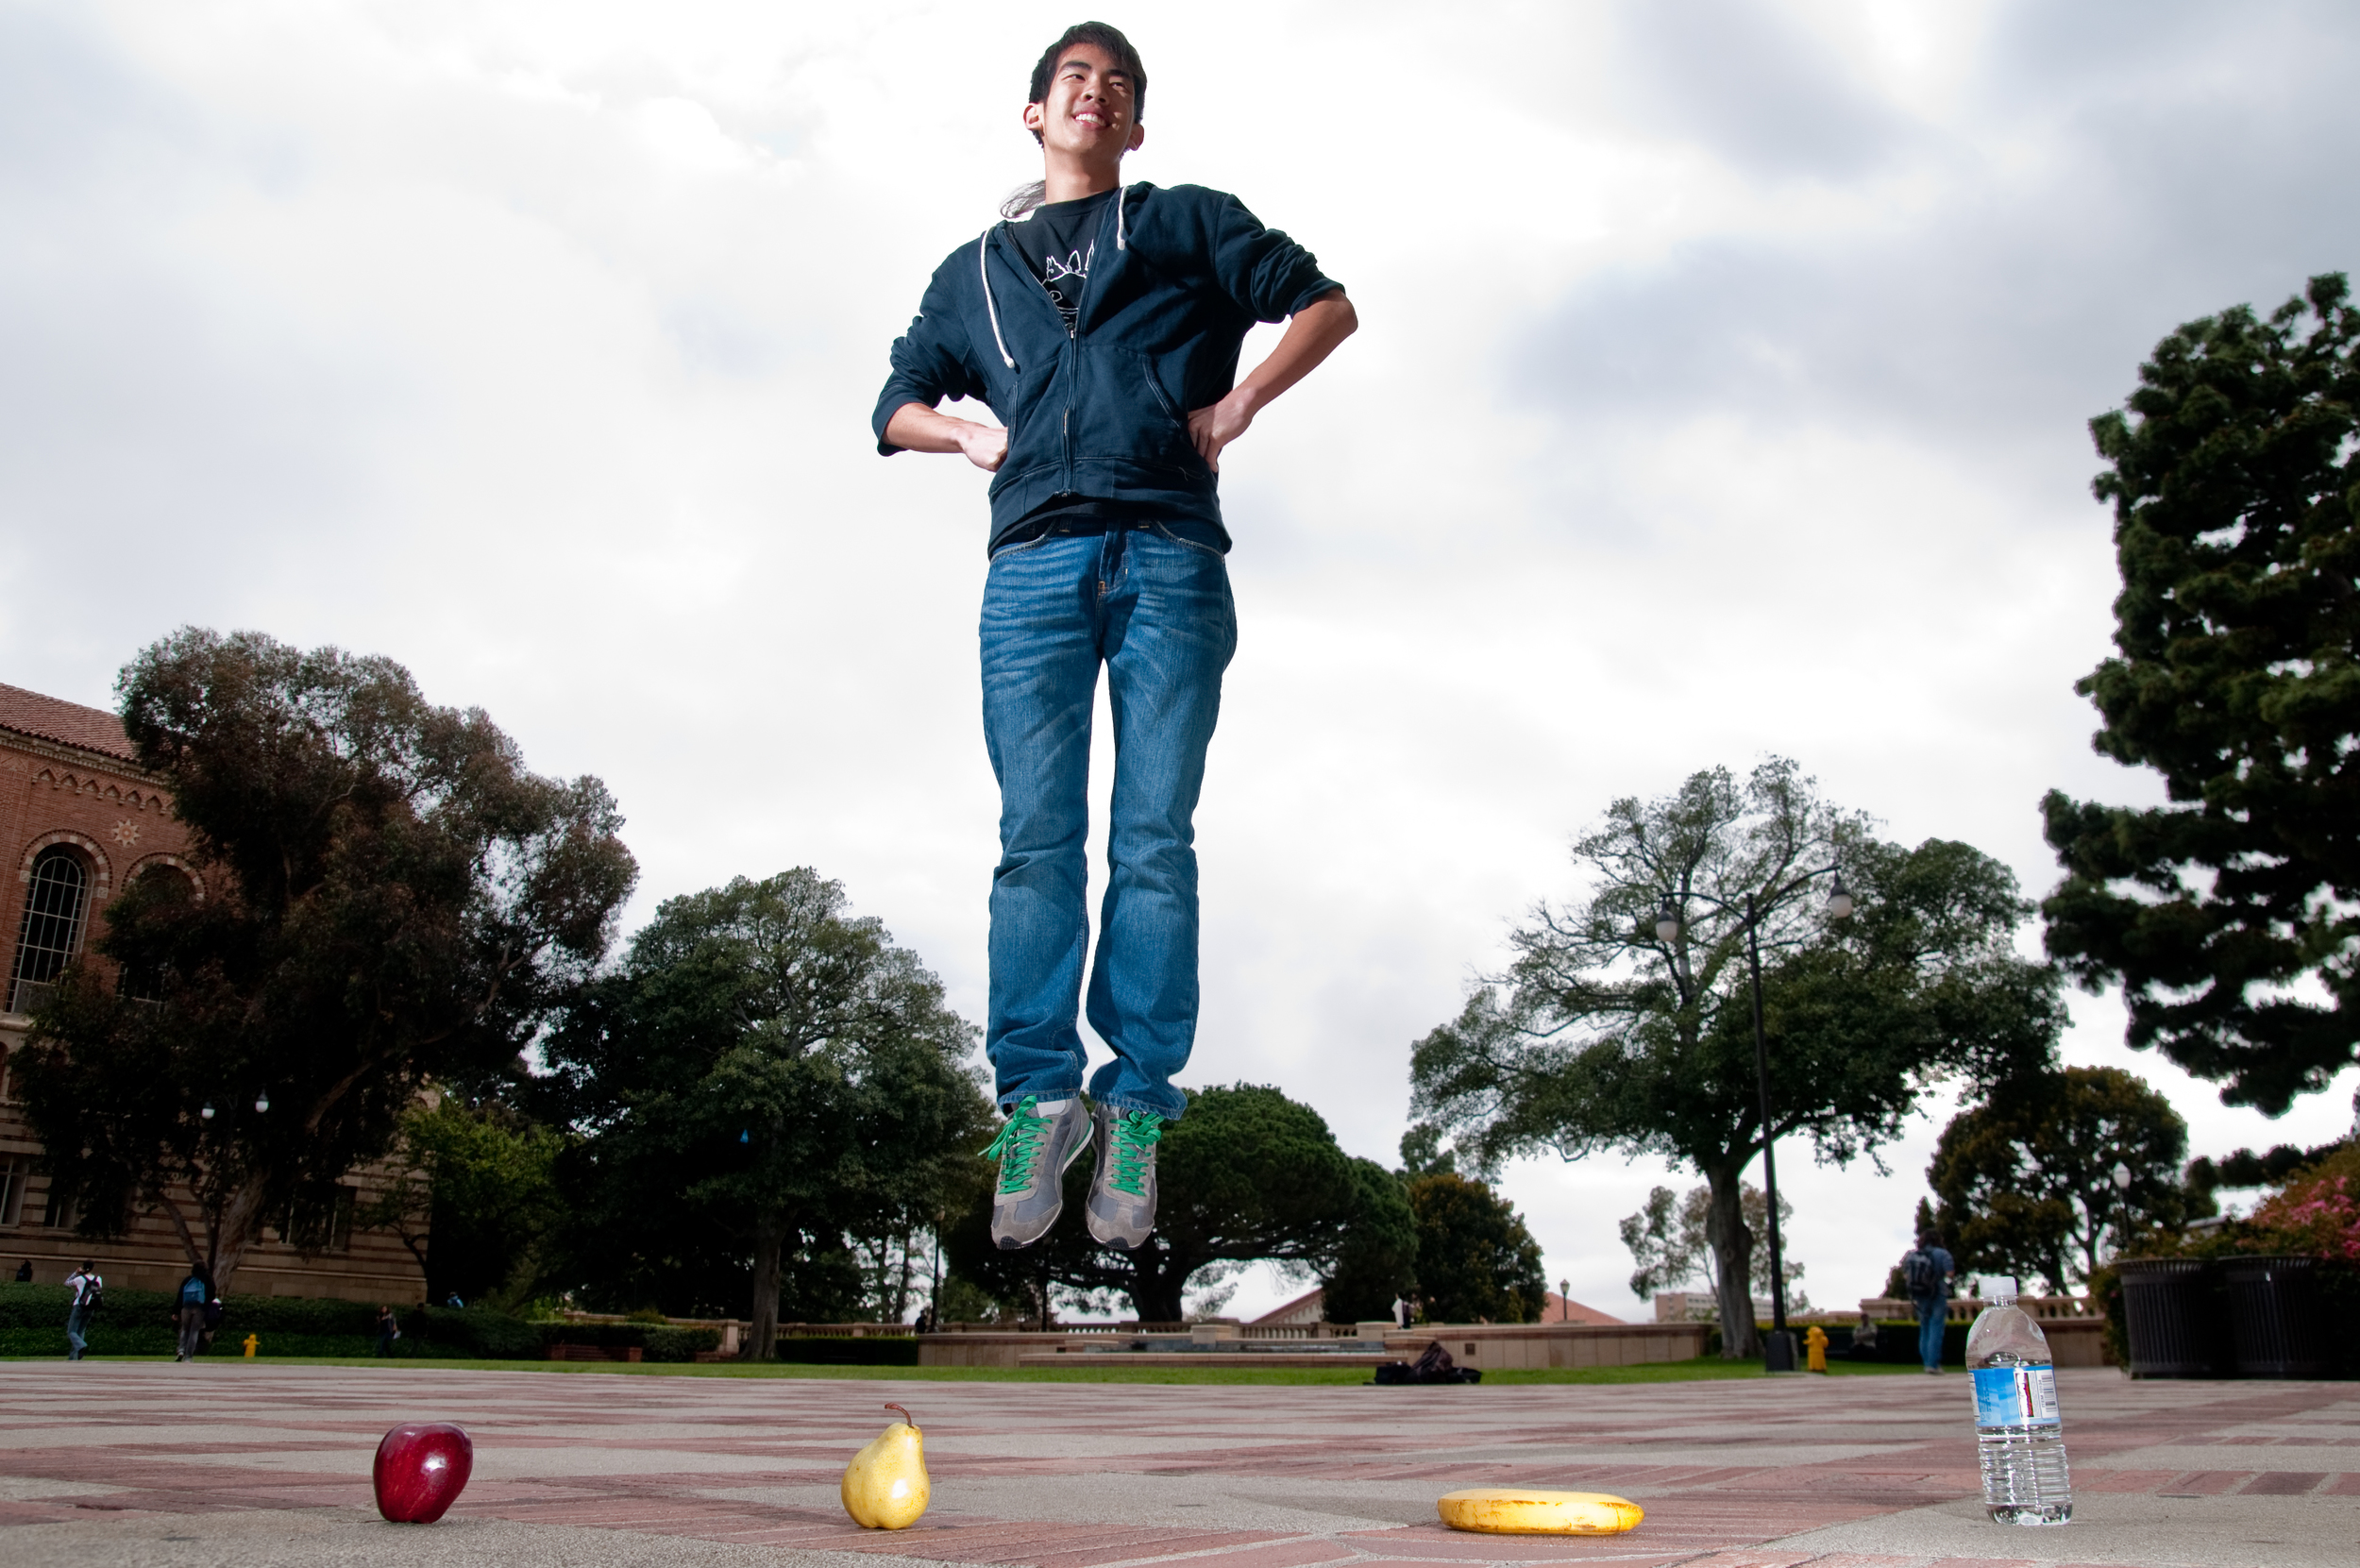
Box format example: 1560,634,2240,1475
2117,1257,2219,1378
2220,1255,2335,1378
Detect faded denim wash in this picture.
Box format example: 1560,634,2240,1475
979,526,1236,1121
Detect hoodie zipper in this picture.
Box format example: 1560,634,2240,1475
988,190,1122,497
1058,189,1122,495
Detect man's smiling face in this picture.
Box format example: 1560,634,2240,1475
1023,42,1144,160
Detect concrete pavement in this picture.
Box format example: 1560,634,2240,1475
0,1361,2352,1567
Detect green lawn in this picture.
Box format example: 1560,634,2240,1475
1,1354,1930,1386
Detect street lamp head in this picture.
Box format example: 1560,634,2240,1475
1825,871,1854,920
253,1091,270,1114
2112,1162,2132,1191
200,1101,215,1121
1653,902,1679,943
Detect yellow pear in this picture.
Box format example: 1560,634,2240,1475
841,1403,930,1529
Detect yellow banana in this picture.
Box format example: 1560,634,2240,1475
1436,1488,1644,1536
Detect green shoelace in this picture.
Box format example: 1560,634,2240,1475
982,1096,1051,1195
1104,1109,1164,1197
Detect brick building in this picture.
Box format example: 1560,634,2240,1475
0,680,425,1303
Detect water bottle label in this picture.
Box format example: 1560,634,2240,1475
1972,1364,2060,1427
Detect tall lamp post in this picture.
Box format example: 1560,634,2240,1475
2108,1161,2132,1268
1656,865,1853,1373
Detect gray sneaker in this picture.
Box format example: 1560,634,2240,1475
1086,1104,1165,1249
983,1095,1089,1249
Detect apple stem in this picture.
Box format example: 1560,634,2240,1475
884,1403,916,1428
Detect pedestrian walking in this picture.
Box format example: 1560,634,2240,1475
1899,1232,1956,1374
873,22,1354,1254
375,1305,399,1357
174,1267,212,1362
64,1260,101,1360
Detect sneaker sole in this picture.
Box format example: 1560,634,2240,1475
1085,1206,1152,1250
990,1122,1094,1250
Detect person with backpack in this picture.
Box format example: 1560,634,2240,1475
174,1267,213,1362
873,22,1355,1254
1899,1233,1955,1373
64,1260,101,1361
376,1305,400,1357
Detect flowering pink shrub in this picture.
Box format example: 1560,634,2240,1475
2246,1147,2360,1263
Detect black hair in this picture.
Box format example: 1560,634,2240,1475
1026,22,1147,143
1003,23,1148,218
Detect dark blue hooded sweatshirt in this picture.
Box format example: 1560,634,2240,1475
871,181,1340,553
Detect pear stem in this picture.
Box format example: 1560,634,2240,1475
884,1403,916,1428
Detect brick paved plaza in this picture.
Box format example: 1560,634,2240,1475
0,1363,2352,1568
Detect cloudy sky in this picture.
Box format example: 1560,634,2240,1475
7,0,2359,1322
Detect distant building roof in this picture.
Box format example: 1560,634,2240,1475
1251,1288,1329,1326
1542,1293,1625,1326
0,681,136,763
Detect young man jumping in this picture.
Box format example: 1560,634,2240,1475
872,22,1355,1252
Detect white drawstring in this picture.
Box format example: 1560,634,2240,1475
978,224,1015,369
980,186,1130,366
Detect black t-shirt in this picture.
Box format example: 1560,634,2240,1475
1006,189,1112,335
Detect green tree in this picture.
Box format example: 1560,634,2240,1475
1405,1172,1546,1324
944,1083,1358,1323
1619,1181,1799,1306
1399,1121,1457,1176
1929,1066,2195,1292
2188,1139,2344,1202
1410,761,2059,1356
1317,1155,1419,1323
544,869,991,1354
363,1097,565,1308
2042,275,2360,1116
16,630,635,1293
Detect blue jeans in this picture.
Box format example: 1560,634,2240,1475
980,527,1237,1121
1915,1294,1947,1369
66,1306,90,1359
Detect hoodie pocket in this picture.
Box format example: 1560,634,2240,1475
1073,346,1205,477
999,359,1058,452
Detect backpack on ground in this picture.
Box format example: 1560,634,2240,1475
1901,1249,1940,1297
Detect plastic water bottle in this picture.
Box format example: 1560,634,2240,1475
1965,1290,2072,1526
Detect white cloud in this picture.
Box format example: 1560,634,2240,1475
4,0,2356,1324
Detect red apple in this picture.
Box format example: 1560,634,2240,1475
373,1422,473,1524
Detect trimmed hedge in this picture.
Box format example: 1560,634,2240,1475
539,1321,649,1350
1695,1320,1966,1365
0,1282,548,1360
0,1283,718,1364
1846,1319,1968,1366
642,1326,723,1362
775,1335,919,1366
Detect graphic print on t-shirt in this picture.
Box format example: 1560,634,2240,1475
1007,189,1114,335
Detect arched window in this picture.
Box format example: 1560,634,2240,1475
8,845,90,1014
117,863,195,1003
